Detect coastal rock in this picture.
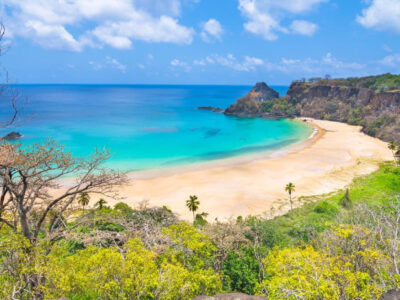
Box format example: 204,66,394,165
1,131,22,141
197,106,224,113
286,80,400,142
224,82,279,117
247,82,279,101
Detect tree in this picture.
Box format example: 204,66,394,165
0,140,126,245
339,188,352,208
0,23,23,129
285,182,296,217
186,195,200,222
95,198,107,210
0,141,126,296
78,192,90,211
388,141,398,164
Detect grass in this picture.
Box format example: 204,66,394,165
260,162,400,247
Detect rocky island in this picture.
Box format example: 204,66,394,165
224,82,279,117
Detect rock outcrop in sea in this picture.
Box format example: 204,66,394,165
1,131,22,141
224,82,279,117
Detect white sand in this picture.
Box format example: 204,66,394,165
95,119,393,221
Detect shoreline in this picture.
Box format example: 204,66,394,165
100,119,392,221
127,119,319,180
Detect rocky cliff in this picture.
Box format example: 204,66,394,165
224,74,400,143
285,81,400,142
224,82,279,116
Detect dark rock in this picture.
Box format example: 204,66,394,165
224,82,279,117
197,106,224,113
1,131,22,141
380,289,400,300
247,82,279,101
193,293,266,300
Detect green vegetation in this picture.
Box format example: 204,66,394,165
78,192,90,210
186,195,200,222
285,182,296,217
305,73,400,93
262,74,400,143
260,96,301,117
1,161,399,298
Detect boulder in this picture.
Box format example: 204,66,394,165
1,131,22,141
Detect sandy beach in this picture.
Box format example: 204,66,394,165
102,119,392,221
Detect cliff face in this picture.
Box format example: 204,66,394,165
286,82,400,142
224,82,279,116
287,82,400,113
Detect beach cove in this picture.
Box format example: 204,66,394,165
103,119,393,221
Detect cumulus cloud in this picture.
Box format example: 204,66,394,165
380,54,400,66
194,54,264,71
238,0,326,40
3,0,195,51
193,52,364,77
290,20,318,36
200,19,223,42
265,53,364,77
357,0,400,33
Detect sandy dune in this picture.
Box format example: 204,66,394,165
104,119,392,221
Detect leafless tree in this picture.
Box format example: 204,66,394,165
0,140,127,245
0,23,25,129
204,219,250,272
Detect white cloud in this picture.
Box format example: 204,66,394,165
265,53,364,76
106,56,127,72
89,56,127,72
200,19,223,42
290,20,318,36
357,0,400,33
170,58,191,71
380,54,400,66
193,52,364,77
194,54,264,71
3,0,195,51
238,0,326,40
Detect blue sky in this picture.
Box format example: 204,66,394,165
2,0,400,85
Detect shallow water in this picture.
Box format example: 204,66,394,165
0,85,312,171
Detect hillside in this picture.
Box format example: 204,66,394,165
226,74,400,143
1,162,399,298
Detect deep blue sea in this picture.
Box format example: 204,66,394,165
0,85,312,171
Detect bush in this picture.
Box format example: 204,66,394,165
314,201,339,215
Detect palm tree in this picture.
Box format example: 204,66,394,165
77,192,90,211
186,195,200,222
388,141,397,163
285,182,296,217
95,198,107,210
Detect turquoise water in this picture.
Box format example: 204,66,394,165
0,85,312,171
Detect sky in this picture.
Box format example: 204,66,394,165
1,0,400,85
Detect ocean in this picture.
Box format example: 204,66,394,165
0,85,312,172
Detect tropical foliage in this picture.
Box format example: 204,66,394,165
0,159,399,298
